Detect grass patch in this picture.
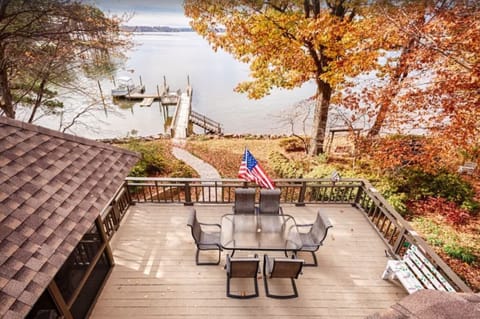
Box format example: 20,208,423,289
411,216,480,291
118,139,198,178
185,137,285,178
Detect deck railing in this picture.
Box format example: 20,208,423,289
100,177,472,293
101,182,132,239
124,177,364,205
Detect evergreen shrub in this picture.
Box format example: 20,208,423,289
268,152,304,178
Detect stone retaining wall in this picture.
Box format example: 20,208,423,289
99,133,297,144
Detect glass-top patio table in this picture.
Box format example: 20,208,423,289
220,214,303,251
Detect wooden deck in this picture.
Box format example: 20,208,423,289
90,204,407,318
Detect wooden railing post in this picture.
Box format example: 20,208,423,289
184,181,193,206
296,182,307,206
392,227,407,255
110,199,120,230
124,180,134,205
354,184,363,206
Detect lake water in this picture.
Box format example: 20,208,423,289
36,32,316,139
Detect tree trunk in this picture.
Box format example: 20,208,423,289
28,78,47,123
368,26,419,137
368,102,387,137
309,80,332,155
0,46,14,118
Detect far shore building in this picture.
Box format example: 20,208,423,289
0,116,139,318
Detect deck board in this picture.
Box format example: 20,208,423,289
90,204,406,318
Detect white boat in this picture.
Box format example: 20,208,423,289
111,76,144,97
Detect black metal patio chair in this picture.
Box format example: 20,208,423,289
225,254,260,298
296,211,333,266
257,189,283,215
263,255,304,299
186,208,222,265
232,188,256,214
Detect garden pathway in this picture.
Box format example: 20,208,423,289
172,142,222,201
171,145,221,180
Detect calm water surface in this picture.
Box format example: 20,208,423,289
40,32,316,139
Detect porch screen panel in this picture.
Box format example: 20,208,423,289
70,251,111,319
54,224,103,303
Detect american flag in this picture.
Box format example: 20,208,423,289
238,148,275,189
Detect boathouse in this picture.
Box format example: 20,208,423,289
0,117,139,318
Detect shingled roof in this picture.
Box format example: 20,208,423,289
0,116,140,318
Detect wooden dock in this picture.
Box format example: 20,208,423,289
139,97,154,106
112,76,183,106
169,87,222,138
113,76,222,137
170,87,192,139
122,92,180,106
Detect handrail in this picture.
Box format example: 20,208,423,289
190,110,222,134
100,177,471,293
100,181,132,240
190,111,218,126
356,180,471,292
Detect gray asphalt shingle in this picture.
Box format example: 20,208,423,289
0,116,139,318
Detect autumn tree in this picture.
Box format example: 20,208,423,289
0,0,129,121
354,1,480,161
184,0,384,155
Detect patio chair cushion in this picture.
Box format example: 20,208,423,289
263,255,304,298
187,208,222,265
198,231,221,250
258,189,283,214
296,212,333,266
226,254,260,298
233,188,256,214
298,233,318,252
298,212,332,251
265,256,304,279
227,254,260,278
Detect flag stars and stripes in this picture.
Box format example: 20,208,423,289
238,148,275,190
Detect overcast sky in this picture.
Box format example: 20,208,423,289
89,0,190,26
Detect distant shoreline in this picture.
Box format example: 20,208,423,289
121,25,193,32
121,25,226,33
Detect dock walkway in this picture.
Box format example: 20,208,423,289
171,91,191,139
123,92,179,106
